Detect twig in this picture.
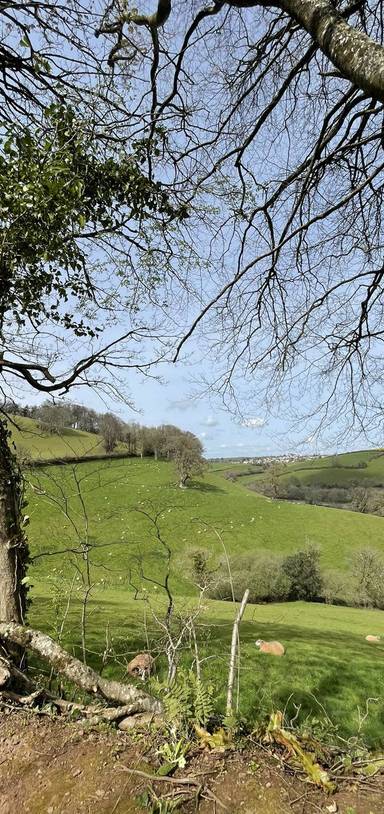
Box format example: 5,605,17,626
288,791,307,807
120,767,203,785
120,767,229,810
110,779,129,814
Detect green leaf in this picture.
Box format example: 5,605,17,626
156,761,177,777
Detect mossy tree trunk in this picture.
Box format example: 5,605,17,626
0,418,29,625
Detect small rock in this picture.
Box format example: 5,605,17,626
72,768,82,777
265,782,272,789
326,803,338,813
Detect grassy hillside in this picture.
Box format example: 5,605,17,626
27,457,384,581
279,449,384,486
24,457,384,746
216,448,384,485
244,448,384,488
8,416,125,461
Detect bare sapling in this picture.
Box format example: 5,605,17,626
29,463,126,665
226,589,249,717
128,504,212,685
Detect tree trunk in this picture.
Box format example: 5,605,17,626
179,472,188,488
0,419,29,625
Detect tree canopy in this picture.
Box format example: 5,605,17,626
95,0,384,442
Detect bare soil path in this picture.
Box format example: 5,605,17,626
0,711,383,814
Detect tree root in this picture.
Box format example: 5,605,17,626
0,622,162,715
0,689,159,728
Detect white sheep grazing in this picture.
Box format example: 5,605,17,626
365,635,381,643
255,639,285,656
126,652,154,680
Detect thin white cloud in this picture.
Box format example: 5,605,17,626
202,416,219,427
168,399,192,412
241,417,265,428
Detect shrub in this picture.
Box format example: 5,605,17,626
285,484,305,501
321,569,347,605
282,546,323,601
188,548,217,591
351,548,384,609
208,553,290,604
351,487,369,513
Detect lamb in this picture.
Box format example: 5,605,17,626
365,635,381,643
126,652,154,680
255,639,285,656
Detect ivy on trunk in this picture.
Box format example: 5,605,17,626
0,419,29,625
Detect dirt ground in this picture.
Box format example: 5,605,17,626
0,710,383,814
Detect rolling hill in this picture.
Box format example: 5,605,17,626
7,415,126,461
277,448,384,486
1,428,381,745
26,456,384,581
228,448,384,488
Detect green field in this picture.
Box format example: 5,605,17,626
29,584,384,747
25,454,384,747
27,457,384,578
8,416,126,461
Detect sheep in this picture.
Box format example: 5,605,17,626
126,652,154,681
255,639,285,656
365,635,381,643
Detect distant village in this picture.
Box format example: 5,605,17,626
210,453,323,465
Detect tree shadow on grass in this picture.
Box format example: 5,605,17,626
206,616,384,650
188,480,226,493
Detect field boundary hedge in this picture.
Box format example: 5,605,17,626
24,451,135,468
